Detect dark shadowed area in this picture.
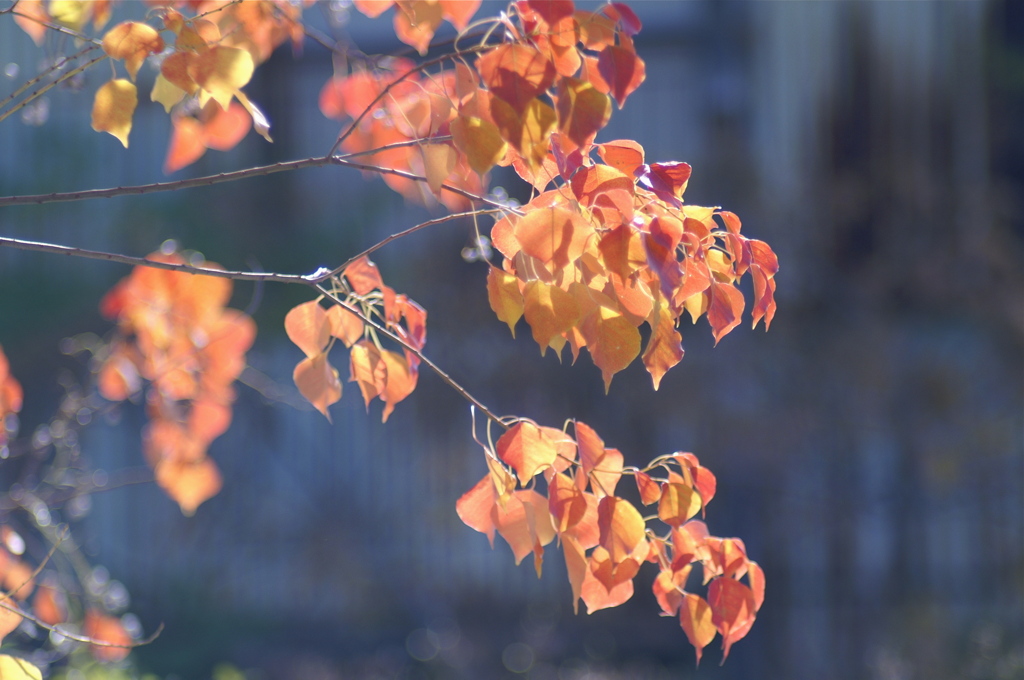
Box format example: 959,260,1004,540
0,1,1021,679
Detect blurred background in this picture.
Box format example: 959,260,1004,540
0,1,1021,679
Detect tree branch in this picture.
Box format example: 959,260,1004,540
315,284,509,431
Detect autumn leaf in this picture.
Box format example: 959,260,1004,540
679,593,717,665
154,456,223,516
456,474,498,547
487,267,524,336
477,44,557,114
597,40,645,108
658,483,701,527
12,0,49,45
708,577,757,661
378,349,416,422
349,340,388,408
102,21,164,81
450,115,507,174
293,352,342,420
394,0,444,55
0,656,42,680
285,300,331,358
522,280,580,355
496,421,562,484
597,495,645,564
555,76,611,148
92,79,137,148
189,46,254,110
421,143,457,195
326,305,364,347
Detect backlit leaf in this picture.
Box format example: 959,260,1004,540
597,41,645,108
491,97,557,171
394,0,443,55
154,456,222,516
597,139,645,176
658,483,701,527
422,143,457,196
0,656,42,680
635,471,661,505
580,306,640,392
13,0,48,45
326,305,364,347
293,352,342,420
707,281,744,345
708,577,756,661
477,43,556,114
188,46,254,110
642,295,683,389
555,76,611,148
679,593,716,665
514,206,589,269
91,79,137,148
344,257,385,295
379,349,416,422
349,340,388,408
456,474,497,546
487,267,524,336
102,21,164,81
285,300,331,358
522,280,580,355
496,421,560,484
451,115,507,175
83,610,131,662
597,495,645,564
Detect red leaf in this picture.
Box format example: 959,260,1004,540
707,281,745,345
708,577,756,661
597,41,645,108
477,44,557,114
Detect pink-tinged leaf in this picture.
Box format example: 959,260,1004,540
580,555,634,613
707,281,745,345
596,41,645,108
607,2,642,35
344,256,385,295
708,577,756,661
477,44,557,114
563,534,588,615
527,0,575,24
456,474,497,546
439,0,480,30
679,593,716,665
652,566,689,616
353,0,394,18
635,471,662,505
635,161,692,206
597,139,645,177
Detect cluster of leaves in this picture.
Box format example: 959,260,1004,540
96,251,256,515
456,419,764,662
285,257,425,423
0,0,779,667
12,0,294,167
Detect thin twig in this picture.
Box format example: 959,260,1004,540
0,44,99,114
0,599,163,649
315,283,509,431
0,52,108,126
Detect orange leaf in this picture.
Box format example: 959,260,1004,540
349,340,387,407
514,206,590,269
548,471,587,534
285,300,331,358
580,555,634,613
439,0,480,30
477,44,557,114
456,474,498,547
33,584,65,626
597,41,645,108
164,116,206,173
13,0,48,45
293,352,342,420
353,0,394,18
522,280,580,355
707,281,745,345
378,349,416,422
344,257,385,295
393,0,443,55
679,593,716,665
102,21,164,81
597,495,645,564
487,267,524,336
188,46,253,110
84,610,131,662
658,482,701,527
708,577,756,661
597,139,645,176
154,456,222,516
326,305,364,347
573,421,623,497
579,305,640,392
642,295,683,390
92,79,137,148
562,534,587,614
203,101,251,151
634,470,661,505
496,421,561,485
652,566,689,616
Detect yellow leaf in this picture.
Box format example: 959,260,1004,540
151,74,186,113
421,143,457,196
0,656,42,680
188,46,254,110
91,79,137,148
486,268,523,336
47,0,88,31
234,90,273,143
102,21,164,81
450,115,507,175
580,305,640,392
522,280,579,356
